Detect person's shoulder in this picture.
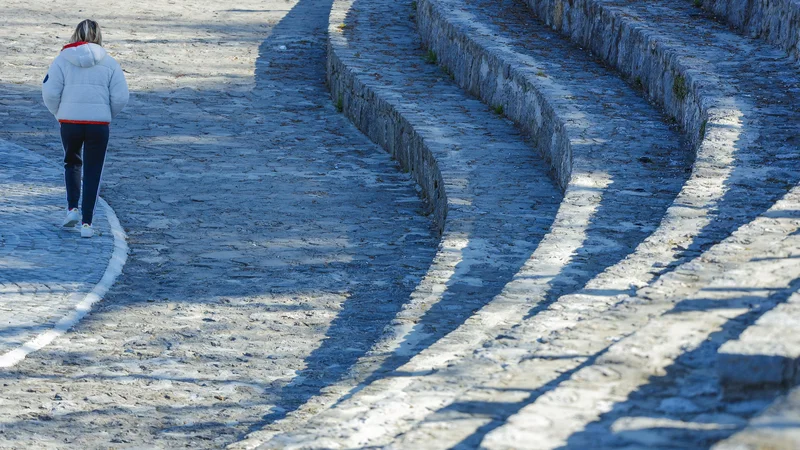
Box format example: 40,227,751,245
50,51,66,66
101,53,122,68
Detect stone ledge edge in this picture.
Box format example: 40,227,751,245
416,0,574,189
701,0,800,62
327,1,449,234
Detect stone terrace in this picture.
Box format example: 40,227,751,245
0,0,798,448
246,0,800,448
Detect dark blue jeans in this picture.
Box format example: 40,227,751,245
61,123,109,225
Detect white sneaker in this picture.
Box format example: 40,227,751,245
63,208,80,227
80,223,93,238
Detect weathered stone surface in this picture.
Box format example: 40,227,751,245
477,186,800,449
701,0,800,62
521,0,800,411
1,0,800,447
417,0,688,189
714,384,800,450
0,0,440,447
718,291,800,388
0,139,120,364
520,0,800,202
237,0,568,445
248,0,800,448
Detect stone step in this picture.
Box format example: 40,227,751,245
520,0,800,206
248,0,800,447
414,0,800,406
417,0,691,183
523,0,800,390
700,0,800,62
237,0,695,446
403,0,700,381
362,0,800,448
254,181,800,448
231,0,568,445
475,185,800,449
291,186,799,448
717,291,800,388
713,382,800,450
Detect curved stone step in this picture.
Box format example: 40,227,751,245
520,0,800,202
241,0,694,446
383,3,800,445
503,0,800,434
474,184,800,449
717,289,800,388
257,184,800,449
231,0,567,445
699,0,800,62
713,377,800,450
406,0,695,370
522,0,800,259
286,185,799,449
254,0,800,448
360,0,800,446
412,0,800,402
416,0,689,209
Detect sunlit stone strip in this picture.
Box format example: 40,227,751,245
260,171,608,448
713,370,800,450
377,109,743,449
404,171,610,373
246,0,750,446
481,185,800,449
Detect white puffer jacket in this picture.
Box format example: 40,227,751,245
42,42,129,124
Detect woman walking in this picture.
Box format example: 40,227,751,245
42,19,129,238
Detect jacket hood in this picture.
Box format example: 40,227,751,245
61,42,107,68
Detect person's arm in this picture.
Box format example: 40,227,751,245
109,62,129,118
42,59,65,116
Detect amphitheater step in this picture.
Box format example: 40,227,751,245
416,0,800,387
320,187,799,449
416,0,689,220
237,0,699,446
475,185,800,449
255,181,800,448
717,290,800,389
232,0,567,445
699,0,800,62
245,0,800,447
713,382,800,450
381,0,800,446
520,0,800,216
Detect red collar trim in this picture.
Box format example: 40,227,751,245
59,120,110,125
62,41,89,51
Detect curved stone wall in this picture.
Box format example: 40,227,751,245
702,0,800,61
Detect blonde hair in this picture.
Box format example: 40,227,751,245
70,19,102,46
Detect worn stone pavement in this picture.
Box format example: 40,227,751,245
2,0,800,448
248,0,800,448
0,139,116,365
0,0,439,447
